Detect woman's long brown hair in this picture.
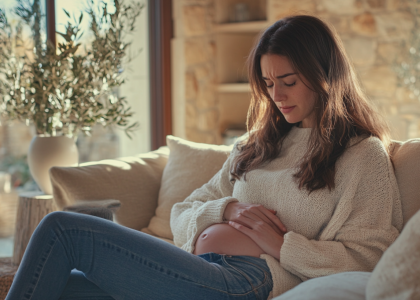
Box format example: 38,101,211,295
230,15,391,193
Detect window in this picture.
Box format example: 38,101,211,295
54,0,151,160
0,0,151,257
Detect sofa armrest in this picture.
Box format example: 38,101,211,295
50,146,169,231
63,199,121,221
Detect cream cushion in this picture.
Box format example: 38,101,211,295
366,209,420,300
50,146,169,231
143,135,233,240
389,139,420,225
274,271,370,300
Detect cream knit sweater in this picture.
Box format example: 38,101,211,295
170,126,403,298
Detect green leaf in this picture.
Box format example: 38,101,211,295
63,9,71,18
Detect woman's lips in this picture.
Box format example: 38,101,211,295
280,106,296,114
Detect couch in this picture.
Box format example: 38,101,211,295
49,135,420,300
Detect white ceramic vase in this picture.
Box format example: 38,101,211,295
27,135,79,195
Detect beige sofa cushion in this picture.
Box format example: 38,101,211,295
50,146,169,231
366,209,420,300
390,139,420,226
143,135,233,240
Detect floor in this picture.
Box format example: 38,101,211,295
0,236,14,257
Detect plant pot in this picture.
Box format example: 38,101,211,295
27,135,79,195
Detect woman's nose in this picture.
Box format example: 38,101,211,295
272,85,285,102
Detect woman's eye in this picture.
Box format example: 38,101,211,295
285,82,296,87
266,84,274,88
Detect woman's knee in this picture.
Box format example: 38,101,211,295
38,211,79,231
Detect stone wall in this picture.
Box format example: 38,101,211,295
172,0,420,143
172,0,220,144
268,0,418,140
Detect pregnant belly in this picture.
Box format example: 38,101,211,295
193,223,265,257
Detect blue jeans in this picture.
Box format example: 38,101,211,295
6,211,273,300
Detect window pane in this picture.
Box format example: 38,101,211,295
55,0,151,161
0,0,151,257
0,0,48,257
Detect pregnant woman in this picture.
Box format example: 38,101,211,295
6,15,402,300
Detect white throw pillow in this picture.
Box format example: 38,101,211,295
273,272,370,300
143,135,233,240
366,209,420,300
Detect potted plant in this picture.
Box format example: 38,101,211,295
0,0,144,194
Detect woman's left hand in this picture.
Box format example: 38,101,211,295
228,211,284,260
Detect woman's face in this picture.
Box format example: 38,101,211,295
260,54,317,128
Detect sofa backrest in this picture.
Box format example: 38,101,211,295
50,137,420,236
389,139,420,227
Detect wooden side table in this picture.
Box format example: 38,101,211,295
12,191,56,266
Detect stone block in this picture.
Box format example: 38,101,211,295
399,103,420,116
377,42,402,64
269,0,316,21
387,115,408,141
197,82,216,110
386,0,411,11
375,12,414,41
183,5,208,37
366,0,386,9
343,37,377,67
359,65,397,97
198,109,218,131
320,0,363,15
185,101,197,128
185,71,198,100
321,15,351,34
184,38,215,66
185,128,217,144
395,87,412,103
351,13,377,37
194,63,215,83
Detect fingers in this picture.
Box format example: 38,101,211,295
259,206,287,232
229,220,284,260
250,205,287,233
229,221,253,236
240,209,283,235
227,203,287,233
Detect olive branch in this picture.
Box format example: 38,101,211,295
0,0,144,138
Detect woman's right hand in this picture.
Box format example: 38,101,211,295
223,202,287,236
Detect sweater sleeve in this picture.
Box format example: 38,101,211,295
170,148,239,253
279,138,404,282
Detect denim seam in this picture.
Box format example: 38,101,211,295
100,240,268,297
221,255,269,300
25,233,60,300
222,255,256,288
227,257,271,277
100,240,194,282
193,265,273,298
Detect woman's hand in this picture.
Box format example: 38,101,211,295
228,211,284,260
223,202,286,260
223,202,287,236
